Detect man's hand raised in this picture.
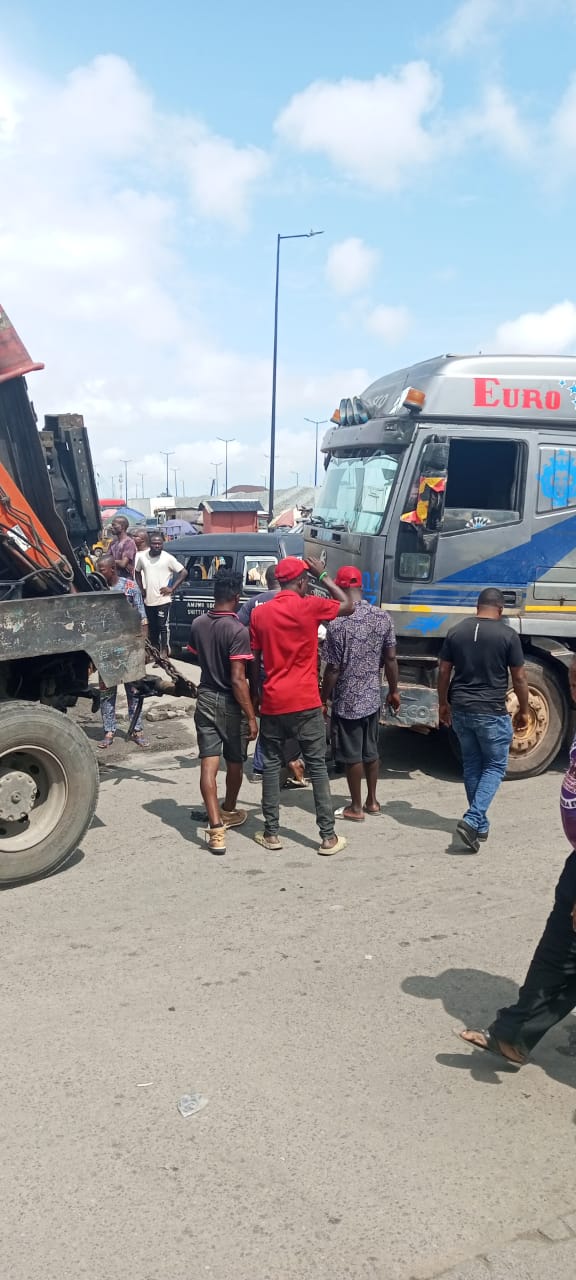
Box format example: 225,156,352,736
305,556,325,579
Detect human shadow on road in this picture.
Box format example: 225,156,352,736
99,753,200,788
380,799,455,835
379,727,461,783
143,797,320,854
403,968,576,1090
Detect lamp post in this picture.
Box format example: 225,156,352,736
211,461,221,496
291,470,299,488
304,417,328,487
218,437,235,498
160,451,174,497
137,473,145,499
269,229,324,522
172,468,179,498
120,459,131,506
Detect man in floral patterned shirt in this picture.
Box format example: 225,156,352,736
322,566,399,821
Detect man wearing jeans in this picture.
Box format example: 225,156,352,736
437,587,529,852
249,555,353,855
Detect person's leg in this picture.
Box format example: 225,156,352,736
99,683,118,743
363,712,381,814
462,852,576,1060
295,708,338,844
194,691,226,843
145,606,161,649
157,604,172,656
465,714,513,835
345,763,364,814
200,756,222,828
451,710,483,811
260,715,285,838
220,699,248,821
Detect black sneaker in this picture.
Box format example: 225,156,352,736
477,830,489,843
456,819,480,853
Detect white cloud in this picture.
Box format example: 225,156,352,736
490,301,576,354
550,74,576,154
441,0,500,54
275,62,442,191
460,85,533,160
365,305,411,344
325,238,379,295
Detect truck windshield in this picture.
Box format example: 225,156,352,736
314,451,400,533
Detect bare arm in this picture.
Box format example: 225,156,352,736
305,556,354,616
510,664,529,726
160,567,188,597
230,662,258,740
383,647,400,713
321,662,340,708
437,659,453,726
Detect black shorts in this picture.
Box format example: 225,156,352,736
195,689,249,764
332,711,380,765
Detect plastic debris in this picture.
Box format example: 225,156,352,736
177,1093,209,1118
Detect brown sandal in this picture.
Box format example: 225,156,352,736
205,825,226,854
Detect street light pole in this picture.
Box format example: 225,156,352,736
291,470,299,488
160,451,174,497
120,459,131,506
211,461,221,496
304,418,328,487
138,473,145,499
269,229,324,522
218,437,235,498
172,468,179,498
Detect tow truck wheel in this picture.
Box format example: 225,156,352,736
505,659,566,779
0,702,99,886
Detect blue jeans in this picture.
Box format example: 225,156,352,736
451,709,513,834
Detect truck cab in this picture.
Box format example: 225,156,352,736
305,354,576,778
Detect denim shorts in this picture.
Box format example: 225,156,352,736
195,688,249,764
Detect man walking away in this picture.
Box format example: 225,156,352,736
456,735,576,1066
96,555,148,749
321,566,400,821
189,569,258,854
239,566,305,788
109,516,137,578
437,587,529,852
135,531,187,655
250,556,353,855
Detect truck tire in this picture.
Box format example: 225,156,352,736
0,702,99,886
506,659,566,779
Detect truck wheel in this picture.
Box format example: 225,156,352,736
506,659,566,779
0,702,99,886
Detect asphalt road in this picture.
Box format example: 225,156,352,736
2,727,576,1280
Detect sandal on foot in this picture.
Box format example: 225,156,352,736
220,808,247,828
283,777,308,789
363,804,381,816
335,805,365,822
454,1027,526,1067
98,732,115,750
205,825,226,854
131,731,148,748
318,835,348,856
254,830,283,851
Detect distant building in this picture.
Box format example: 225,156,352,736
199,499,263,535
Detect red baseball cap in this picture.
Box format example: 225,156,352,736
275,556,309,583
334,565,362,589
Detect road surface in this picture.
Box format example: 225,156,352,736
2,728,576,1280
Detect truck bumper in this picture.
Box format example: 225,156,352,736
0,593,145,686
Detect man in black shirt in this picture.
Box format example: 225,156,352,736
189,569,258,854
437,587,530,852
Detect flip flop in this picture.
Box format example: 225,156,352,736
98,732,115,750
334,806,365,822
453,1027,525,1067
254,831,283,851
318,835,348,856
363,805,381,816
283,777,308,789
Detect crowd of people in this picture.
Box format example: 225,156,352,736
96,532,576,1073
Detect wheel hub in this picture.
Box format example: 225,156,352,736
0,769,37,822
506,686,550,756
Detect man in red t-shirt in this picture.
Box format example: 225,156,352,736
250,555,353,855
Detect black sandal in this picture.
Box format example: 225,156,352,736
455,1027,526,1067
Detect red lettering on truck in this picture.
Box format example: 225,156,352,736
473,377,561,412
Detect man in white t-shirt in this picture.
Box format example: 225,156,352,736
135,531,187,655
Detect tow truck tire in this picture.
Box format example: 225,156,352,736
0,702,99,886
506,659,566,780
